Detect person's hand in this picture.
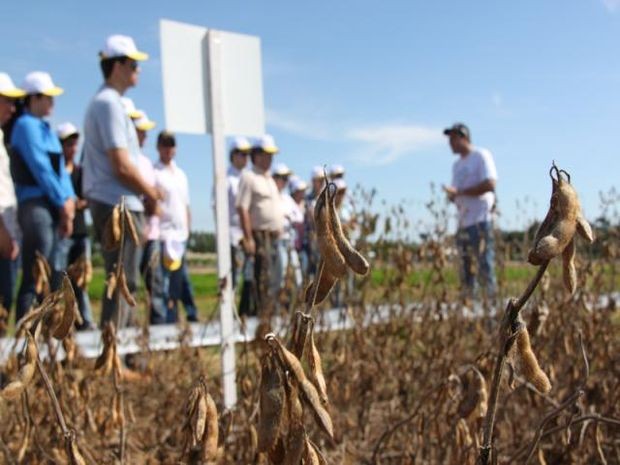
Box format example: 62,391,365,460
242,236,256,255
59,198,76,238
76,198,88,210
442,184,457,202
146,185,165,203
8,240,19,260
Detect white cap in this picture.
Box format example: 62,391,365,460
252,134,278,154
333,178,347,191
57,122,79,141
134,111,156,131
329,164,345,177
0,73,25,98
230,136,251,152
311,166,324,179
272,162,291,176
290,177,308,193
100,34,148,61
120,97,142,119
22,71,63,97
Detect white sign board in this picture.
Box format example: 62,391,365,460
160,19,265,136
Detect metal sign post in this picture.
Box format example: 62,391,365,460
206,30,237,409
160,19,265,409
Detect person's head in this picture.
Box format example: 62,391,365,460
290,178,308,203
310,166,324,193
250,134,278,172
329,164,345,180
22,72,63,118
229,136,251,170
157,130,176,165
333,178,347,207
443,122,472,156
0,73,25,126
133,111,156,148
57,122,80,161
99,35,148,92
272,162,291,191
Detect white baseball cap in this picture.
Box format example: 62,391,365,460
311,166,324,179
272,162,291,177
333,178,347,191
134,111,156,131
252,134,278,154
57,122,79,141
100,34,148,61
230,136,251,152
22,71,63,97
329,164,345,177
0,73,26,98
120,97,142,119
290,177,308,193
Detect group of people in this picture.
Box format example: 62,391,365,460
0,31,500,333
225,135,354,315
0,34,199,331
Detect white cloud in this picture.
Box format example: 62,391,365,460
602,0,620,11
266,107,333,141
345,124,443,166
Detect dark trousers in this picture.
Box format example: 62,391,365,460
140,239,167,325
90,200,143,328
239,231,277,317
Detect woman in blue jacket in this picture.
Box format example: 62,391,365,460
10,71,75,322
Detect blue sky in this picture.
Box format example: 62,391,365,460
2,0,619,234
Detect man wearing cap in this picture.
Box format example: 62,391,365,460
0,73,25,321
153,131,198,323
442,122,498,301
272,163,301,294
82,34,162,327
10,71,76,321
236,134,283,316
226,136,251,290
329,164,345,181
56,122,95,329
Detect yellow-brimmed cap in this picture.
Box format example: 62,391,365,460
101,34,148,61
134,111,156,131
0,73,26,98
22,71,64,97
252,134,279,154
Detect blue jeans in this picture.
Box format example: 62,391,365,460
16,198,62,323
140,239,167,325
53,235,95,329
456,221,497,299
162,245,197,323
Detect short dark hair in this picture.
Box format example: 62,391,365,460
157,130,176,147
100,56,127,80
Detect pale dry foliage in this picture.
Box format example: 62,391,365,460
0,174,618,465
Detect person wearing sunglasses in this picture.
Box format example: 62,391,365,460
10,71,75,322
82,34,162,328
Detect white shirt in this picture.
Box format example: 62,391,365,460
0,130,19,239
137,153,160,241
227,165,244,245
451,147,498,228
280,192,298,240
154,160,190,241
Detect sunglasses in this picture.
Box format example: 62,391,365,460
126,60,139,71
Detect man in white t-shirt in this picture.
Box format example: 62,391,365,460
442,123,498,300
154,131,198,322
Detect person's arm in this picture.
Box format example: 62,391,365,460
0,216,16,259
107,148,161,201
237,206,255,255
12,119,73,208
236,175,255,254
457,178,496,196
